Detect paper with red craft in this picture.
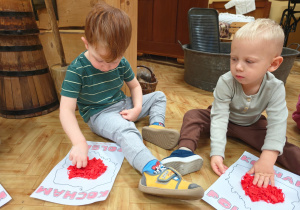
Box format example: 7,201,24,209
67,157,108,180
203,151,300,210
30,141,124,206
0,183,11,207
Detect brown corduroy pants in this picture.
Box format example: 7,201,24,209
178,106,300,175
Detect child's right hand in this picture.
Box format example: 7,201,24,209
211,155,228,176
120,107,141,122
69,141,89,168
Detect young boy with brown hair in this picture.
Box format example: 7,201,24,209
59,1,204,199
162,19,300,188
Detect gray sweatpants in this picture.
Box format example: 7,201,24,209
87,91,166,173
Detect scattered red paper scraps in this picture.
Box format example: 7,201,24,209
241,173,285,204
67,157,107,180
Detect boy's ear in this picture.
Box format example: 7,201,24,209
268,56,283,73
81,37,89,50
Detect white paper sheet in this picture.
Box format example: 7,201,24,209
203,151,300,210
0,183,11,207
31,141,124,206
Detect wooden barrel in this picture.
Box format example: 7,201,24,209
0,0,59,118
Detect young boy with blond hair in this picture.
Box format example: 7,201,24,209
162,19,300,188
59,1,204,200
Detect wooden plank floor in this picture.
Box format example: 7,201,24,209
1,57,300,209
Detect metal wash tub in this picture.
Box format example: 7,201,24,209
183,42,300,92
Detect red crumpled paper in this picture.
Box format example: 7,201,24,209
67,157,107,180
241,173,285,204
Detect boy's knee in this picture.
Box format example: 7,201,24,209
184,109,198,118
154,91,166,101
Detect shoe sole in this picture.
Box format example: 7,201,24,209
138,180,204,200
142,127,180,150
161,156,203,176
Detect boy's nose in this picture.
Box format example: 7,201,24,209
236,62,243,71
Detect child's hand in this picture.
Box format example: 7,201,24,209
69,141,89,168
247,157,275,188
120,108,140,122
211,155,228,176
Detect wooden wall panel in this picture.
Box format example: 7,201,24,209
152,0,178,43
138,0,154,41
138,0,209,59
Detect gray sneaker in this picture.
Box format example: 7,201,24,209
161,149,203,176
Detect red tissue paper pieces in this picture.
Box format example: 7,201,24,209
67,157,108,180
241,173,285,204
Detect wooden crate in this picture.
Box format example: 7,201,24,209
220,22,247,42
36,0,124,29
39,30,85,67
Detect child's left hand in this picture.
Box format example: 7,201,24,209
247,150,278,188
120,108,140,122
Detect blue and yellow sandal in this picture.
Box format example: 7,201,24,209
138,165,204,200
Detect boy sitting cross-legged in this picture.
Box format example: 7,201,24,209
162,19,300,189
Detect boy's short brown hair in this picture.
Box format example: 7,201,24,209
85,1,132,62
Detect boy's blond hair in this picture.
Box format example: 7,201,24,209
234,19,284,55
85,1,132,62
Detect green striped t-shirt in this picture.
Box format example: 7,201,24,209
61,52,135,122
